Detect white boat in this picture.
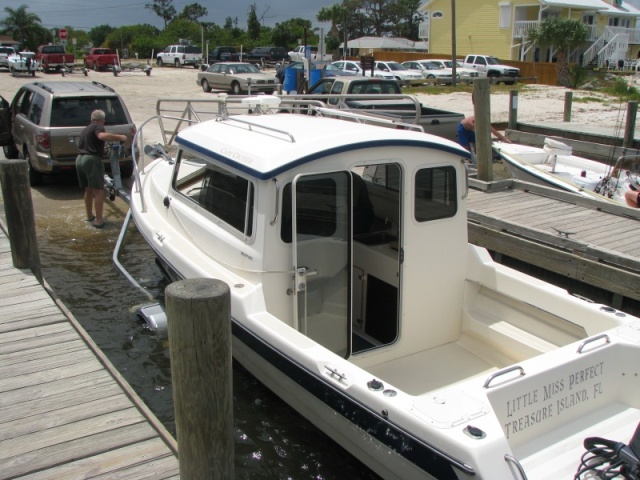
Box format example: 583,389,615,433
7,51,39,76
493,138,640,207
125,97,640,479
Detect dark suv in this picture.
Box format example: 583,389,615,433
0,81,136,186
247,47,288,66
207,46,242,64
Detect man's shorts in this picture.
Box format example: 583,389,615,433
76,154,105,189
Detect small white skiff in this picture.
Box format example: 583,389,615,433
494,138,640,208
7,51,39,76
125,97,640,479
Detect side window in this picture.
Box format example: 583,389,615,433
476,56,487,66
174,155,254,237
467,56,475,64
329,81,343,106
28,93,45,125
414,166,457,222
18,90,34,117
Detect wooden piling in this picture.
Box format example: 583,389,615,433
0,159,42,283
474,78,493,182
508,90,518,131
624,101,637,148
165,278,234,479
563,92,573,122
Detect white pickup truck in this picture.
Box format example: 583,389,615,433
462,54,520,84
288,45,332,62
156,44,202,68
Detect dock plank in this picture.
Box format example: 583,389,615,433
0,222,179,478
468,179,640,304
17,438,180,480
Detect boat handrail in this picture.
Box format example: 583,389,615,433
270,178,279,225
504,454,529,479
220,115,297,143
279,92,425,124
314,107,424,132
576,333,610,353
483,365,526,389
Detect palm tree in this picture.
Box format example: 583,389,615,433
0,4,42,47
527,17,590,87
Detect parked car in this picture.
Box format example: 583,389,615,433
157,44,202,68
331,60,395,80
35,44,75,72
288,45,332,62
275,60,356,84
246,46,288,66
400,60,453,85
207,46,244,64
197,62,279,94
301,76,463,140
84,48,119,71
374,61,424,86
423,58,480,83
0,46,16,69
462,54,520,84
0,81,136,186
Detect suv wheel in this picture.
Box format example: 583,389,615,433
3,141,19,159
24,150,44,187
175,59,180,68
201,79,211,92
231,81,242,95
157,58,163,67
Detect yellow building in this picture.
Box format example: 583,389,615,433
419,0,640,66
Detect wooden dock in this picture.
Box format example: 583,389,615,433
467,178,640,310
0,223,180,479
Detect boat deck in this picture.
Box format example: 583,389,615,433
467,179,640,308
0,225,180,478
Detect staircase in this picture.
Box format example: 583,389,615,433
582,27,629,68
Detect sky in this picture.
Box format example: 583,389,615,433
0,0,339,32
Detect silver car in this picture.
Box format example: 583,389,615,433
197,62,278,94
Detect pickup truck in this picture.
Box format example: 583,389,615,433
288,45,332,62
0,46,16,69
157,44,202,68
462,54,520,84
84,48,119,71
35,45,75,72
290,77,464,141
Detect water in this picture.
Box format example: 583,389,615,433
29,175,381,480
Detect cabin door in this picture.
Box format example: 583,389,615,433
292,172,351,358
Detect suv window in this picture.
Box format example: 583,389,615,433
185,46,202,54
28,94,45,124
50,96,129,127
0,47,14,54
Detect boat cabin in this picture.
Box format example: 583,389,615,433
167,111,473,366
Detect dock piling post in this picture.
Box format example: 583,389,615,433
624,101,637,148
508,90,518,131
166,278,234,479
474,78,493,182
0,159,42,284
563,92,573,122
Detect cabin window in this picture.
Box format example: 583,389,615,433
414,166,457,222
280,178,340,243
173,155,254,237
